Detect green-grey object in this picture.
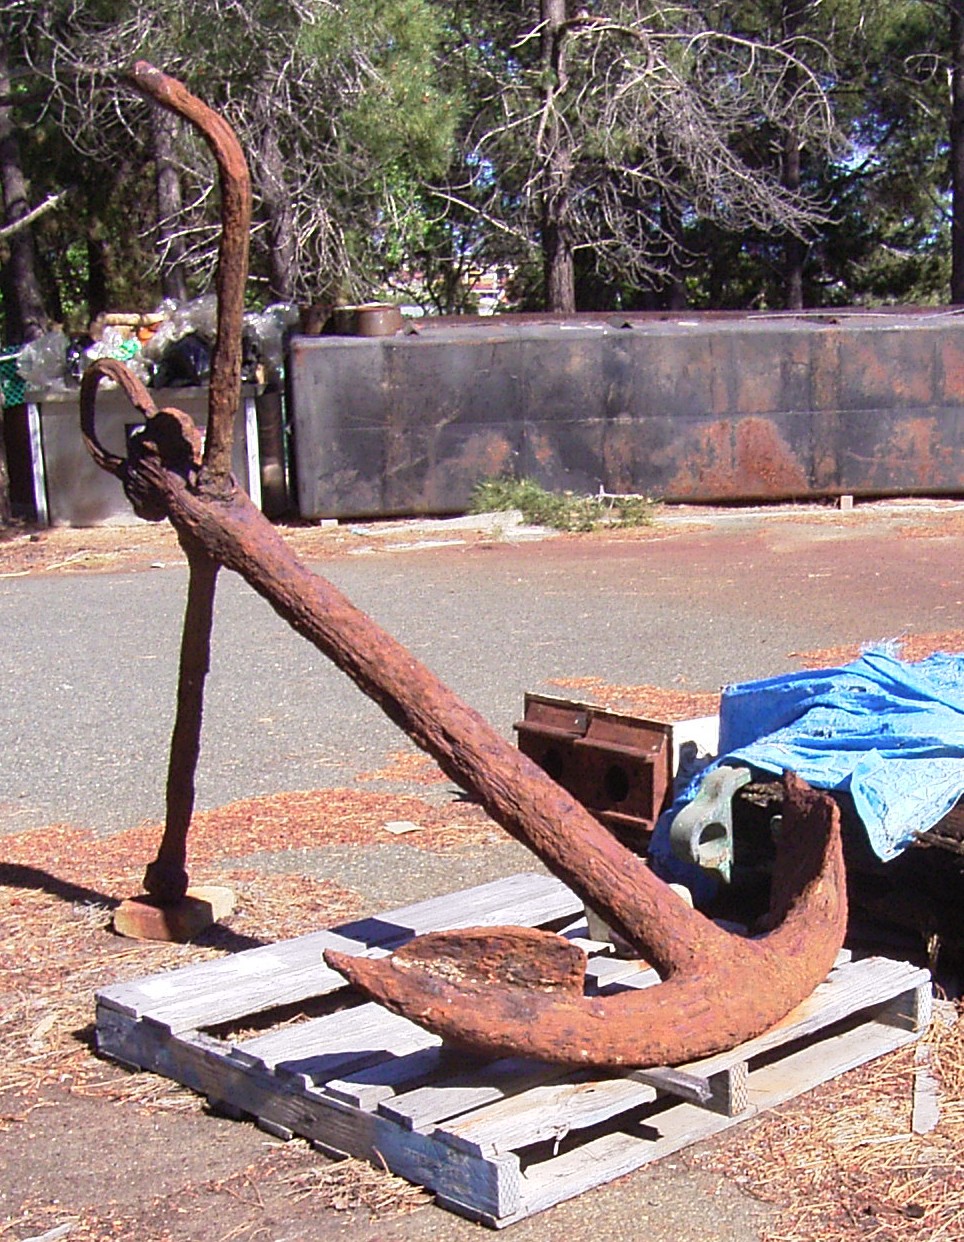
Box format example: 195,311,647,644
669,765,753,884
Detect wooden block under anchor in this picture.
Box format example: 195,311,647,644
113,886,236,943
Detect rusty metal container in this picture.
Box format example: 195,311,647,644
287,311,964,520
332,304,403,337
514,692,718,851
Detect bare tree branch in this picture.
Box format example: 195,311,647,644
0,189,68,240
440,0,843,306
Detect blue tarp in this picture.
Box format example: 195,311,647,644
650,650,964,898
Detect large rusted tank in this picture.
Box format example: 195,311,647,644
288,309,964,520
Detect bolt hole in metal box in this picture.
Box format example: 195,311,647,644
513,693,719,853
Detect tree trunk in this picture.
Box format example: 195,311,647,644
542,176,575,313
152,106,190,304
0,41,45,524
257,118,296,303
0,428,9,524
0,42,47,345
782,133,805,310
540,0,576,313
781,0,807,310
951,1,964,303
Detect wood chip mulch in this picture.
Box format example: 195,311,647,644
0,861,363,1108
10,1142,431,1241
1,788,503,892
0,524,185,578
0,783,508,1117
789,632,964,671
0,520,364,579
281,1148,431,1218
897,509,964,539
3,773,962,1239
691,1007,964,1242
355,749,449,785
545,676,720,720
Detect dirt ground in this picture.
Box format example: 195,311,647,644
0,494,961,573
4,783,961,1242
2,501,964,1242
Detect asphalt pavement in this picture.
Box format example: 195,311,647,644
2,500,961,840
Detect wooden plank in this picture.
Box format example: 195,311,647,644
437,1074,659,1158
584,955,660,993
483,1099,736,1227
379,1057,571,1133
98,1004,522,1220
628,1065,713,1106
481,1001,928,1227
323,1046,465,1109
913,1037,944,1135
98,872,582,1034
234,1001,440,1081
876,977,933,1033
96,928,367,1023
705,1061,749,1116
688,957,930,1078
334,871,581,943
742,1014,922,1113
143,933,379,1035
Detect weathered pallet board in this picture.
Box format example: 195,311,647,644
96,871,932,1228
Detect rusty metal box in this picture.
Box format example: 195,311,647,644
514,692,718,850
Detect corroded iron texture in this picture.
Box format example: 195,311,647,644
326,774,846,1067
514,693,673,845
289,316,964,519
84,59,252,904
127,62,251,493
80,67,848,1069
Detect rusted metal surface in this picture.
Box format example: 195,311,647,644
144,536,219,903
327,774,846,1067
289,316,964,519
514,693,673,846
660,416,811,500
83,61,251,904
127,62,251,495
80,68,848,1068
108,64,251,899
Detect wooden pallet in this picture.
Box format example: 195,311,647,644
96,872,932,1228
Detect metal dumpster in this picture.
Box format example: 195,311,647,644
288,310,964,519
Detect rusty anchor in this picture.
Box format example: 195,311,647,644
81,65,847,1068
327,772,845,1067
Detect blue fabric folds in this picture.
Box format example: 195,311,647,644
649,650,964,897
